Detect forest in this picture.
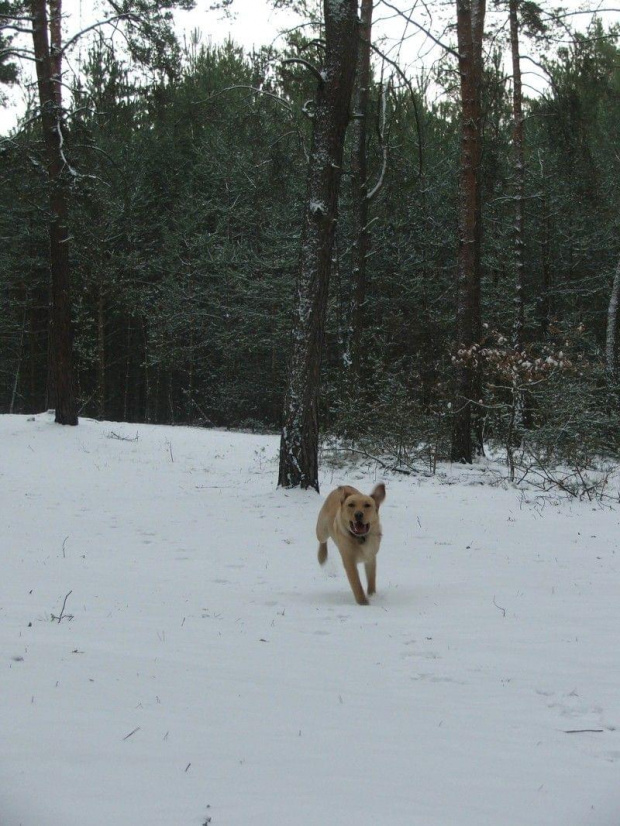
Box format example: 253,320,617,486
1,0,619,490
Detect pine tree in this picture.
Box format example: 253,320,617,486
451,0,486,463
278,0,359,491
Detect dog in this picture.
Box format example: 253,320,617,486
316,483,386,605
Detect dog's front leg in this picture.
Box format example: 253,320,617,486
340,552,369,605
365,559,376,596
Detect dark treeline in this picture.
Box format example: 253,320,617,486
1,20,620,469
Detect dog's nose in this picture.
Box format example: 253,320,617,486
354,511,364,522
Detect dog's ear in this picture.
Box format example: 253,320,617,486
370,483,386,509
338,485,357,504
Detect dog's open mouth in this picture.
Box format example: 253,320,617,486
349,521,370,537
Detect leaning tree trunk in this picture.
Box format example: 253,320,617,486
606,256,620,382
451,0,486,463
31,0,78,425
278,0,359,491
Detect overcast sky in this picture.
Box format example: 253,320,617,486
0,0,301,131
1,0,619,133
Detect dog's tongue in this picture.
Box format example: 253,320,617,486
351,521,369,535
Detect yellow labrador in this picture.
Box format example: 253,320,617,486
316,483,386,605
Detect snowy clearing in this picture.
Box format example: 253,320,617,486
2,413,619,826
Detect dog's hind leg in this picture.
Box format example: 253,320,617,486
365,559,376,596
316,511,330,565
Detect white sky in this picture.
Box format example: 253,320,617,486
1,0,619,133
0,0,301,131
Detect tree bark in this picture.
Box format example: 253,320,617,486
606,256,620,382
97,282,105,419
508,0,527,440
509,0,525,352
31,0,78,425
538,167,552,338
348,0,373,378
278,0,359,491
451,0,486,463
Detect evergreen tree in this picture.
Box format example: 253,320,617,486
278,0,359,491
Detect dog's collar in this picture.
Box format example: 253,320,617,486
349,530,367,544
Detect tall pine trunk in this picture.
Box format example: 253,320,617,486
538,167,552,338
509,0,525,351
278,0,359,491
451,0,486,463
508,0,527,441
31,0,78,425
348,0,373,379
97,283,105,419
606,256,620,382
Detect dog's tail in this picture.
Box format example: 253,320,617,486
318,542,328,565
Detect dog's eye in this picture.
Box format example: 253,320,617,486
347,503,355,508
364,504,371,509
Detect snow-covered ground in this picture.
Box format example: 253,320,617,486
2,412,619,826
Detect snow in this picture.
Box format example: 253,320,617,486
2,412,620,826
309,199,327,216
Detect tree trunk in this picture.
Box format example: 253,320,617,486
10,306,28,414
606,256,620,381
31,0,78,425
123,316,132,422
278,0,359,491
508,0,527,441
97,283,105,419
451,0,486,463
538,168,552,338
348,0,373,378
509,0,525,352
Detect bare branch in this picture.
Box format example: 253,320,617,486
540,7,620,20
378,0,460,60
367,79,390,201
1,24,33,33
0,12,34,20
51,590,73,623
370,42,424,178
0,47,38,62
196,84,294,114
60,13,138,55
280,57,324,85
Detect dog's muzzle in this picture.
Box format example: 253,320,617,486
349,521,370,537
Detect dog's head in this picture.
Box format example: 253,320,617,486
338,483,386,538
